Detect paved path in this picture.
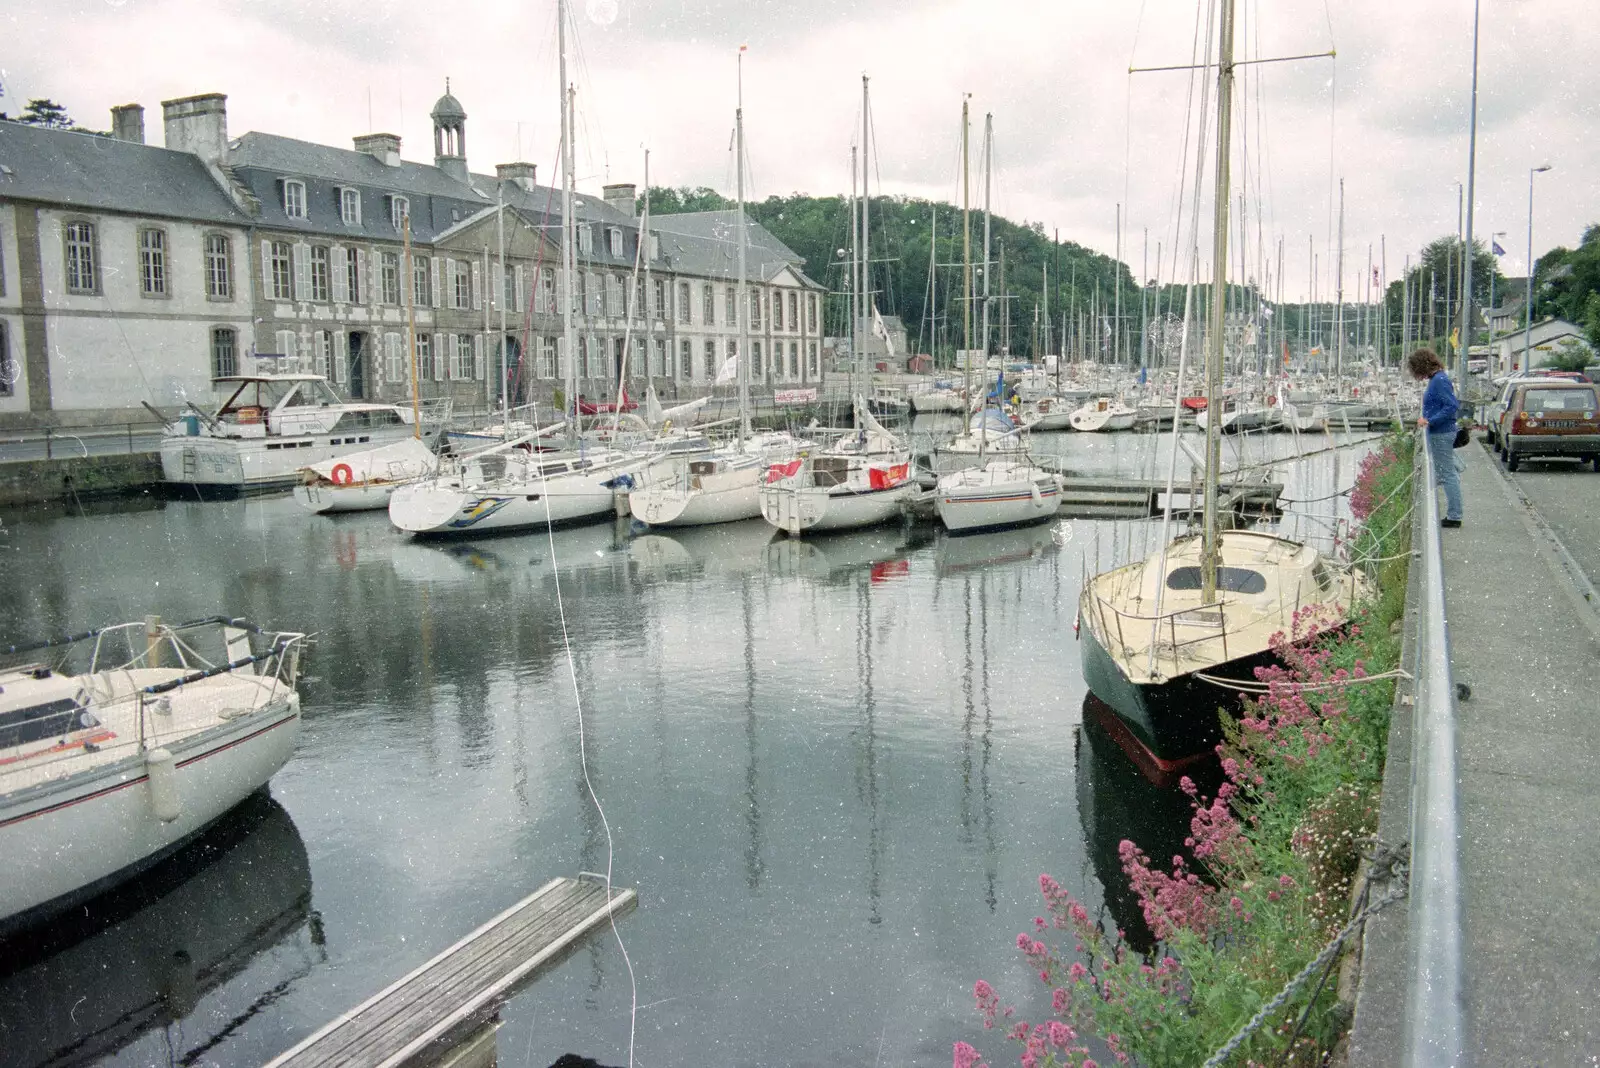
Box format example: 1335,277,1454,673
1443,442,1600,1064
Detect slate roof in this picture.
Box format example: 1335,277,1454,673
649,210,819,288
0,120,250,224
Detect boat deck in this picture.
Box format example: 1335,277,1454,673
264,876,637,1068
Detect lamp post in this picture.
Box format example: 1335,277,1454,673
1524,164,1552,372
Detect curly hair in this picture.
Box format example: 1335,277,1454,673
1407,348,1444,379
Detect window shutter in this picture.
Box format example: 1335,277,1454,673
334,330,348,384
292,242,309,301
330,244,348,303
514,265,525,316
367,249,380,307
472,333,485,379
356,249,369,306
470,261,482,311
556,267,568,311
432,335,444,381
260,239,272,297
431,258,442,308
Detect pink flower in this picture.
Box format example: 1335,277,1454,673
952,1041,985,1068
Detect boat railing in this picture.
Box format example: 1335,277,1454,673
1401,432,1466,1065
1080,585,1237,679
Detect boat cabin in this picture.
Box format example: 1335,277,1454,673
192,375,416,440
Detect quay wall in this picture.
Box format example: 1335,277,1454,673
0,453,161,505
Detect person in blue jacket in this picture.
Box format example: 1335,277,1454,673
1408,348,1463,527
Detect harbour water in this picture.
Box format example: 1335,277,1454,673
0,429,1376,1067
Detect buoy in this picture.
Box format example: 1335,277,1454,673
330,463,355,486
145,748,181,822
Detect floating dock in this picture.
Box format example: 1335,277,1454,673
907,470,1283,521
264,876,636,1068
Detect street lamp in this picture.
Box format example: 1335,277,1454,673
1524,164,1552,372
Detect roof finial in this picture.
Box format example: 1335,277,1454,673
445,77,451,94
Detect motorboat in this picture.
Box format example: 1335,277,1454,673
907,381,967,413
159,373,442,493
935,459,1059,533
292,436,439,514
1068,396,1137,432
0,616,307,931
1195,394,1269,434
1018,394,1076,431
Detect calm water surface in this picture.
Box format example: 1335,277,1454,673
0,429,1373,1067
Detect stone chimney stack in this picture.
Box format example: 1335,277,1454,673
354,133,403,167
110,104,145,144
495,162,538,191
603,183,637,219
161,93,229,166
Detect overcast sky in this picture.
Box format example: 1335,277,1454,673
5,0,1595,300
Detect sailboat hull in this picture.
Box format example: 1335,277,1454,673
631,476,760,527
758,483,910,536
1078,620,1275,767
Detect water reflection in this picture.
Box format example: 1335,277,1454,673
0,794,318,1068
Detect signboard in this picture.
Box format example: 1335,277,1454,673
774,388,818,405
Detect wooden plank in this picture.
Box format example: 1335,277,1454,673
266,877,636,1068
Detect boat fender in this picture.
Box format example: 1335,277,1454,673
145,747,181,822
1030,480,1045,509
330,463,355,486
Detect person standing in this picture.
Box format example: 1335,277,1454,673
1409,348,1463,528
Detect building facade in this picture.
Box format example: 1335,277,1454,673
0,88,829,429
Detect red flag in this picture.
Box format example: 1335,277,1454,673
868,463,908,490
765,459,803,484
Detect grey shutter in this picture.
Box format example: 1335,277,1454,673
331,244,348,303
431,257,442,308
470,261,482,311
293,242,309,301
260,239,272,298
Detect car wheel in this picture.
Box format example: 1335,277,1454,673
1592,454,1600,473
1506,451,1520,472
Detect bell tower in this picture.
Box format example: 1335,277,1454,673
431,79,469,183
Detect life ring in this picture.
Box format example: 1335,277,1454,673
330,463,355,486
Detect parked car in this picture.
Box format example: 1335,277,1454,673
1497,381,1600,472
1487,371,1590,449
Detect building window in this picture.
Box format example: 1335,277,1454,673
413,255,431,306
789,340,799,377
138,228,167,297
390,196,409,232
454,260,470,309
345,248,362,304
415,332,433,381
678,338,692,379
310,245,331,301
677,281,691,323
608,228,623,257
606,274,623,317
648,233,660,261
577,224,594,255
501,265,514,311
751,289,762,329
808,293,819,332
753,340,763,379
269,240,293,300
315,330,331,376
650,337,665,377
531,336,551,379
587,272,603,316
773,289,784,331
725,287,736,326
210,327,237,378
703,339,716,382
788,292,799,332
538,268,555,314
573,271,586,315
64,221,98,294
585,336,605,379
702,284,715,326
203,234,233,300
652,278,666,319
283,180,307,219
0,321,11,396
808,341,819,377
629,336,645,377
341,188,362,226
381,251,400,304
385,332,403,383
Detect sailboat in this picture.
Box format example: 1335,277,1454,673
1076,0,1369,767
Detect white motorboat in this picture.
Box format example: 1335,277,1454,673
758,400,914,536
1068,397,1138,432
935,459,1059,533
292,436,439,514
1195,395,1269,434
159,374,442,493
0,617,307,930
907,383,967,413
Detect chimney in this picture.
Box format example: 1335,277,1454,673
495,162,538,192
110,104,145,144
161,93,229,166
353,133,403,167
603,182,637,218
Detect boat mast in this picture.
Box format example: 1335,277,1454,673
960,97,972,436
981,112,992,361
861,74,871,403
1334,177,1345,388
849,145,859,405
736,52,750,445
496,183,508,431
559,0,578,445
642,149,653,404
928,205,938,366
1200,0,1237,605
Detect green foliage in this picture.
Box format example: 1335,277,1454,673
1539,344,1593,373
645,187,1134,361
2,98,76,128
1384,237,1505,345
1534,225,1600,340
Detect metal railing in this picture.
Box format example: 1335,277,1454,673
0,421,165,464
1404,432,1466,1066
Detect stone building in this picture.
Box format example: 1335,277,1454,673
0,86,828,429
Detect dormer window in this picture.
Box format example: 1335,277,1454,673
390,196,409,231
577,224,593,255
648,233,660,261
607,227,623,257
340,188,362,226
283,180,307,219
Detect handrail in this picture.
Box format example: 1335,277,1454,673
1404,431,1466,1066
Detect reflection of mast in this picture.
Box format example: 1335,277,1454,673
855,571,883,926
742,577,764,890
978,579,997,912
957,575,999,912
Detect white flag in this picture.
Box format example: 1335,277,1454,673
871,305,895,360
715,354,739,385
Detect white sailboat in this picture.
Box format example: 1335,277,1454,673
1068,395,1138,432
292,436,439,514
935,458,1059,533
1077,0,1368,767
1,617,306,930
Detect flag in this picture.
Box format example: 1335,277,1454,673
765,459,802,483
1449,327,1461,353
871,304,895,360
1492,239,1506,256
868,463,908,490
1372,266,1381,287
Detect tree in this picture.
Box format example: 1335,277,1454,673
1533,224,1600,332
1384,236,1504,344
1,98,77,129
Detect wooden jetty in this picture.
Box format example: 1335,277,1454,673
903,465,1283,521
264,876,636,1068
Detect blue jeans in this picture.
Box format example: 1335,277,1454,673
1428,430,1463,521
